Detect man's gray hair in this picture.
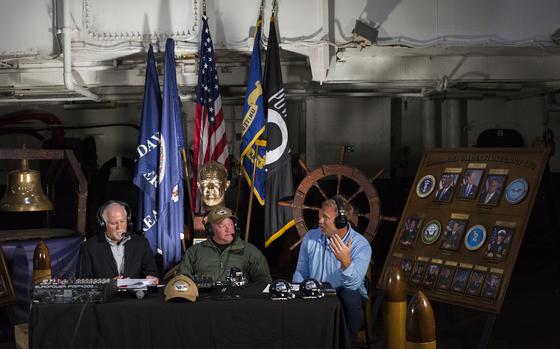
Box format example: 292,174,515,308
101,202,127,223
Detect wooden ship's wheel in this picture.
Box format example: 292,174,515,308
280,148,398,249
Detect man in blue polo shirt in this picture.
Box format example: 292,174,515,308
293,196,372,346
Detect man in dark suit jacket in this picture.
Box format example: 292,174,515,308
459,171,479,199
435,175,455,202
77,201,159,283
480,178,502,205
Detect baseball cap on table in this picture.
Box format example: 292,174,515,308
164,275,199,302
206,207,236,224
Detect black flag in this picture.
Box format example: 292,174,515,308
263,15,295,247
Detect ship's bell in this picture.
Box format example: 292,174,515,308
0,159,54,212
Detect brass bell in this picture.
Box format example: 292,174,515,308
0,159,54,212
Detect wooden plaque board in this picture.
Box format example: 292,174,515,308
377,148,549,313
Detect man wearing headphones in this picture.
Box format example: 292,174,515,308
77,201,159,283
292,196,372,347
178,206,271,284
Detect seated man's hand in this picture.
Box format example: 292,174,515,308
329,235,352,270
146,275,159,285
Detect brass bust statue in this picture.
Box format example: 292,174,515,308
197,161,230,211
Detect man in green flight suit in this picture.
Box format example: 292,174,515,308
179,206,271,284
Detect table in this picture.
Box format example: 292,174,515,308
30,285,351,349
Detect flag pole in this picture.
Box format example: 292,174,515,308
244,143,259,241
234,155,244,216
181,148,195,251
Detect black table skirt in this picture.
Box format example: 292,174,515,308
31,287,351,349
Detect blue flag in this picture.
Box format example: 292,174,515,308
240,18,266,206
157,38,185,270
133,45,161,253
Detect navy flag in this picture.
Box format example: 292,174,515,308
133,45,161,252
240,17,266,206
263,16,295,247
157,38,186,270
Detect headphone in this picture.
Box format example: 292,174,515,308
332,195,348,229
204,213,240,238
96,200,132,232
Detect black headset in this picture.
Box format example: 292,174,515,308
204,213,240,238
332,195,348,229
96,200,132,232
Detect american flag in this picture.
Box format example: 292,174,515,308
192,16,229,212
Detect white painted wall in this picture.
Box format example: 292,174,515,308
347,0,560,46
1,0,558,56
1,0,559,181
0,0,54,56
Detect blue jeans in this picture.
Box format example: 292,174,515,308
336,287,366,347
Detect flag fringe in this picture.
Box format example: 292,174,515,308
265,219,295,248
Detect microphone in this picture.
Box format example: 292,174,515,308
116,230,130,245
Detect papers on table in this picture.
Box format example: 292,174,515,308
117,279,153,289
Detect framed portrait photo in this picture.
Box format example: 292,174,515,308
451,267,472,293
398,216,423,248
409,261,428,286
458,169,484,200
479,175,507,206
440,219,468,251
422,263,442,289
0,246,15,307
434,173,460,203
484,226,514,260
435,265,456,290
465,271,486,296
400,258,415,280
481,272,503,299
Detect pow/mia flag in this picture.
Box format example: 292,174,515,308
263,16,295,247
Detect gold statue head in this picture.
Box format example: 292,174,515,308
198,161,230,209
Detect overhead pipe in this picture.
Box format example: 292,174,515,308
0,97,93,104
62,0,100,101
